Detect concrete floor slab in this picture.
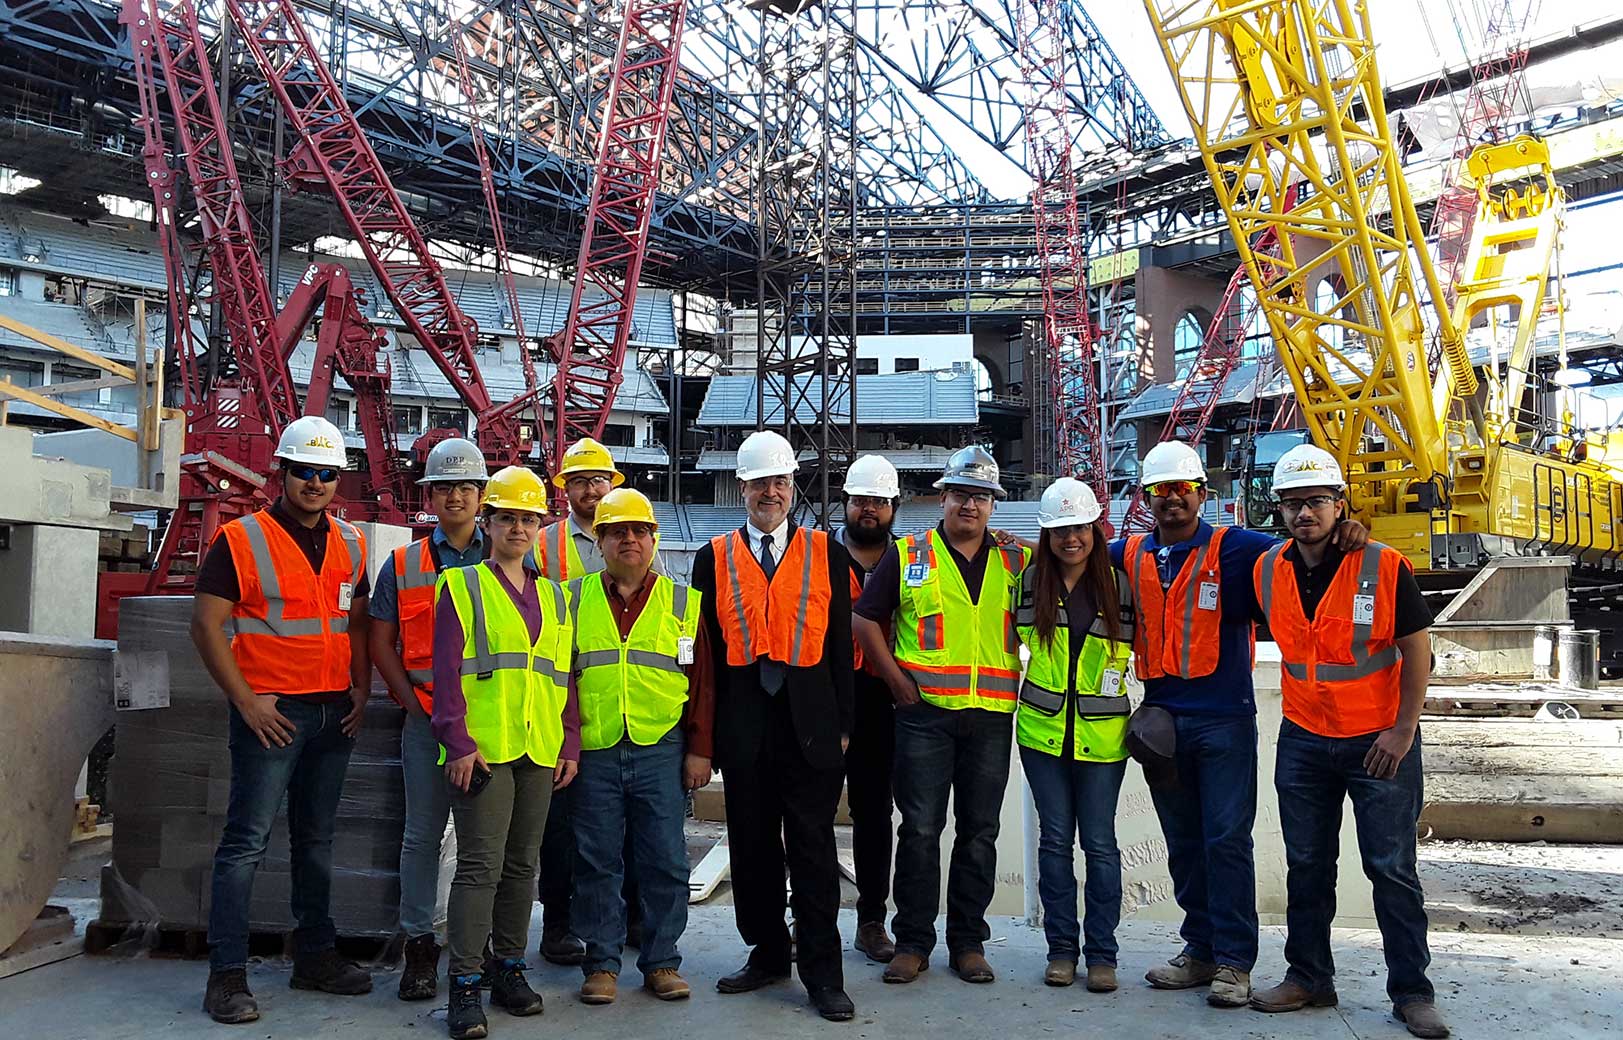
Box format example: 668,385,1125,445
1,907,1617,1039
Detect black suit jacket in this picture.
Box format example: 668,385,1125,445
690,524,854,773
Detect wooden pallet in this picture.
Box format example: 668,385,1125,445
84,921,403,964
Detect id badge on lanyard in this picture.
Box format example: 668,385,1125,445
905,562,928,587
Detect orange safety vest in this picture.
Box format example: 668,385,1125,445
710,527,832,668
1256,541,1407,738
391,538,440,714
219,509,366,695
1125,526,1235,681
532,519,584,581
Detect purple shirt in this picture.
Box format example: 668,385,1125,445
431,561,582,764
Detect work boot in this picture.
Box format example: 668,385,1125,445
489,958,544,1016
808,985,856,1022
1145,953,1218,990
1250,979,1338,1012
1044,959,1076,987
1207,965,1252,1008
951,950,995,984
854,921,896,962
1395,1001,1451,1038
882,952,929,984
580,971,618,1005
290,948,373,995
643,968,691,1001
203,968,260,1024
447,975,488,1040
540,926,586,966
398,933,441,1001
1086,964,1118,993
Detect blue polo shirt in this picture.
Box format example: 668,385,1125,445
368,525,486,623
1110,520,1279,717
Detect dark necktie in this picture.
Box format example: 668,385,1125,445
758,533,785,694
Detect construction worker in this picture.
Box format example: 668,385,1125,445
568,488,714,1007
533,436,659,963
369,437,488,1001
853,445,1030,986
690,429,856,1022
1113,440,1365,1009
190,415,373,1024
839,454,902,963
1247,446,1446,1039
432,466,578,1040
1012,478,1134,993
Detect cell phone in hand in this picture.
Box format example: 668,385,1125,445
467,764,493,797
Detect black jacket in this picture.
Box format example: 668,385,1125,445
690,524,854,772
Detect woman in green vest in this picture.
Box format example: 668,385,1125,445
431,465,578,1040
1013,478,1133,995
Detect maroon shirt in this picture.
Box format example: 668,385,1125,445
431,561,582,764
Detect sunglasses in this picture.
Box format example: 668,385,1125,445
1147,480,1202,499
287,464,339,483
1278,494,1338,512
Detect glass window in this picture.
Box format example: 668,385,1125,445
1173,312,1204,380
0,356,44,388
427,408,467,433
893,357,920,372
325,397,352,430
391,404,423,434
1315,279,1344,353
855,357,879,375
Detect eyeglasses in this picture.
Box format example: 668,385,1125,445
1146,480,1202,499
566,474,614,491
287,464,339,484
1278,494,1338,513
431,481,484,496
946,489,995,507
848,495,892,511
486,510,543,529
744,476,793,493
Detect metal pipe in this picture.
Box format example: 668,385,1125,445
1020,763,1041,929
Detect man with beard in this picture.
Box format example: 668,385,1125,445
839,455,902,963
1247,445,1445,1039
532,437,666,965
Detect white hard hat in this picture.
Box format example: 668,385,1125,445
275,415,348,468
736,430,798,481
843,454,900,498
418,437,488,484
1038,477,1103,528
1272,443,1346,493
1140,441,1206,486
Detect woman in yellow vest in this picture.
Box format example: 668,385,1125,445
430,466,578,1040
1013,478,1134,994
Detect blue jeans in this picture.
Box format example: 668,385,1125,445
571,729,689,975
891,703,1013,959
1147,713,1259,970
397,711,452,937
1276,719,1434,1008
1020,748,1127,966
208,696,354,970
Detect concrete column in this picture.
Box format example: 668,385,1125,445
0,524,99,639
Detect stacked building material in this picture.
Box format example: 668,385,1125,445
97,595,449,941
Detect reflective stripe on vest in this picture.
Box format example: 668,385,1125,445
892,529,1028,712
711,528,832,668
1125,526,1231,681
441,564,572,766
1257,540,1405,737
533,520,585,582
568,574,700,750
393,538,439,714
223,509,364,695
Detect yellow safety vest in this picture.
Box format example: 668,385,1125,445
1013,572,1134,762
892,530,1028,712
569,573,701,752
438,563,573,767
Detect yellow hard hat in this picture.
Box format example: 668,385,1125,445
483,466,548,515
552,437,625,489
592,488,659,532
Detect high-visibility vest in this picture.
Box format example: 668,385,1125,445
1256,541,1408,738
219,509,365,695
391,538,440,714
438,563,573,767
710,527,832,668
1124,526,1239,681
1013,572,1134,762
891,530,1028,712
569,573,701,751
532,519,587,581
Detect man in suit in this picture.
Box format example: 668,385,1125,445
689,429,856,1023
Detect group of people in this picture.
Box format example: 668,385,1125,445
188,414,1448,1040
